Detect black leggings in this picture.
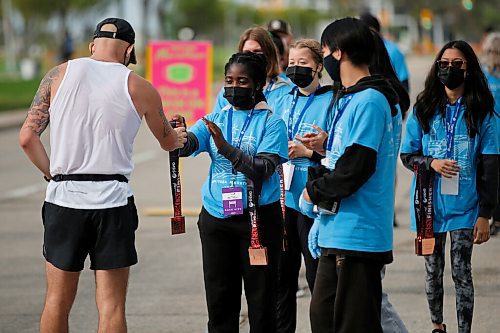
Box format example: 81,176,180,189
277,207,318,333
198,202,283,333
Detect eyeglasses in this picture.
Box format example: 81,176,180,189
436,59,466,69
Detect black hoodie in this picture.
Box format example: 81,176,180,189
305,76,399,262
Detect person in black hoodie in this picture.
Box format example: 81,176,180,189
297,17,402,333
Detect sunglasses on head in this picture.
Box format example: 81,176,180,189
436,59,466,69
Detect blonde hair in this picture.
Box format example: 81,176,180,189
238,27,281,80
482,32,500,76
289,39,323,78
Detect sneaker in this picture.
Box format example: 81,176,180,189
431,324,447,333
490,221,500,236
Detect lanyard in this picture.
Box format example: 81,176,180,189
287,86,318,141
227,107,254,149
227,107,254,179
264,79,274,98
326,94,353,151
445,97,462,158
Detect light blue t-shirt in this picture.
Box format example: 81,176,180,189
401,104,499,232
190,104,289,219
318,88,401,252
212,76,294,114
384,39,409,83
484,69,500,148
273,88,333,211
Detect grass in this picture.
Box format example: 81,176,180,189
0,78,40,112
0,45,232,112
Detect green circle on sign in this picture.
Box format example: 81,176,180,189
167,64,193,83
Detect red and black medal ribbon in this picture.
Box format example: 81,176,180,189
414,163,435,255
169,121,185,235
276,164,288,251
247,178,268,265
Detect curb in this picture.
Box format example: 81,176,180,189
0,110,26,131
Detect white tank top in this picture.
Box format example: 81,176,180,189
45,58,142,209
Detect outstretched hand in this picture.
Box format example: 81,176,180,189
202,117,227,150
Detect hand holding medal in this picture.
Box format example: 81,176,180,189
169,116,186,235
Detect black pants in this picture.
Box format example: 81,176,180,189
198,202,283,333
310,253,384,333
277,207,318,333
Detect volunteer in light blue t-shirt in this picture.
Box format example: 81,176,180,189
272,39,333,333
178,52,288,332
298,18,403,333
481,32,500,230
400,41,498,333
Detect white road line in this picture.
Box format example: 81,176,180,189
1,150,159,201
1,183,47,201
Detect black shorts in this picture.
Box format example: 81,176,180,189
42,196,139,272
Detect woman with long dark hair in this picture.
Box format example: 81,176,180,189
400,40,498,333
177,52,288,332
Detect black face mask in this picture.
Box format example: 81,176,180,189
223,86,255,109
323,54,341,84
438,67,465,90
285,66,315,88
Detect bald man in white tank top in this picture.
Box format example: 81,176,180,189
19,18,187,333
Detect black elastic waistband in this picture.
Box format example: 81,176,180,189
51,174,128,183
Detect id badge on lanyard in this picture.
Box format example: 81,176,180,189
441,98,461,196
222,108,254,216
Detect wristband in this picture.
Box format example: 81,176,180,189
44,176,51,182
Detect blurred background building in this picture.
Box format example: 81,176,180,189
0,0,498,83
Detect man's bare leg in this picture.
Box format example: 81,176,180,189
95,267,130,333
40,262,80,333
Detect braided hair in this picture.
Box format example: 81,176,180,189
225,52,268,103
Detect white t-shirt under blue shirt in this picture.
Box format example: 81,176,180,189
319,88,401,253
189,102,289,219
401,105,498,232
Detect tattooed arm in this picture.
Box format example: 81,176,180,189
19,65,63,179
128,72,186,151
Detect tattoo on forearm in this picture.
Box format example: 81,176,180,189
24,66,60,135
158,107,173,137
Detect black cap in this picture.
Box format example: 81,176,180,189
93,18,137,64
267,19,292,35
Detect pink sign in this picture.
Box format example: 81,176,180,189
147,41,212,125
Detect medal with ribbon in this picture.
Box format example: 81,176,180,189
414,162,435,255
276,164,288,251
169,120,186,235
247,178,268,265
